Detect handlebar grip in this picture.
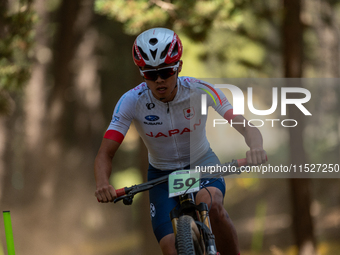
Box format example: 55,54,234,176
237,155,268,167
237,158,248,167
115,188,126,198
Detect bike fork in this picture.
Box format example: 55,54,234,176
196,203,219,255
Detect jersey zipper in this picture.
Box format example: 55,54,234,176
167,102,182,166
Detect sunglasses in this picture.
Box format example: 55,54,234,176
139,62,179,81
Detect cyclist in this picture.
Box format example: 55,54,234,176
94,27,267,255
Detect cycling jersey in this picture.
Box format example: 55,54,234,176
104,76,236,170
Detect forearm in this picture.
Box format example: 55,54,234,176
94,143,113,187
243,125,263,149
94,152,113,187
94,138,120,186
242,125,267,164
230,115,267,164
94,150,118,203
94,138,121,202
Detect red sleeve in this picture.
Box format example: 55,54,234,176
223,109,239,122
104,130,124,144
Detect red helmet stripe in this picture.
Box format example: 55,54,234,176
132,41,146,67
164,33,183,64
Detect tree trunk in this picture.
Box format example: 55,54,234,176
0,118,7,201
138,139,162,254
282,0,316,254
40,0,95,208
23,0,50,205
0,0,8,203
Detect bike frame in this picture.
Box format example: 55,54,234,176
113,158,248,254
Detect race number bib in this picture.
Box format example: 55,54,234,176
168,170,200,198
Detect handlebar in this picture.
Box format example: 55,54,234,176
113,158,249,205
236,158,248,167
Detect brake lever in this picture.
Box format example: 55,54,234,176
123,196,134,205
114,194,133,204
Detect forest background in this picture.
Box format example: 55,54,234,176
0,0,339,254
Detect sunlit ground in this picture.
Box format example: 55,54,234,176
41,237,340,255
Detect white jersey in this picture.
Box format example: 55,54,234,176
105,76,235,170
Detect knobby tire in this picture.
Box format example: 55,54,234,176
176,215,204,255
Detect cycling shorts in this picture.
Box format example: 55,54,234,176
147,148,226,243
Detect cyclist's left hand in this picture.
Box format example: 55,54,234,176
246,147,267,165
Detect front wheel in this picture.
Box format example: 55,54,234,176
175,215,204,255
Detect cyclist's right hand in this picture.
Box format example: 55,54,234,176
95,184,117,203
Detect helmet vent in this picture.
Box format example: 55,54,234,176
149,38,158,45
160,43,170,59
150,49,158,60
138,46,149,61
171,43,179,57
133,48,140,60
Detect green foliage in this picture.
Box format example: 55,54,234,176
94,0,280,78
0,0,35,114
94,0,241,40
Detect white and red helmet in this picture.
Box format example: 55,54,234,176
132,28,183,67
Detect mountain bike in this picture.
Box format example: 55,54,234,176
114,158,248,255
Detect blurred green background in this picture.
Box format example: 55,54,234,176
0,0,339,254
